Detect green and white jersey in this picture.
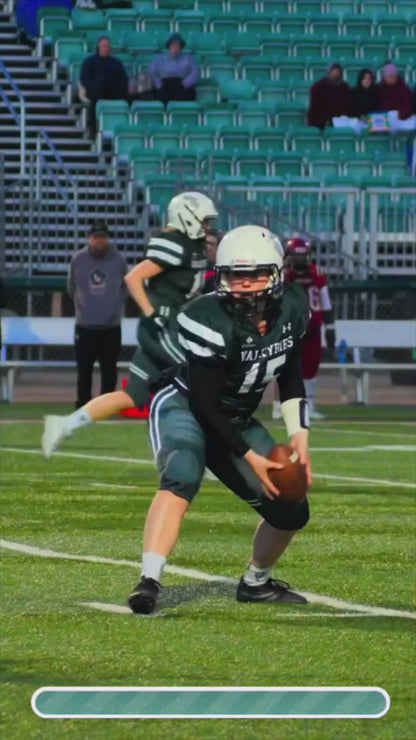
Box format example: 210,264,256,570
176,284,309,418
144,229,207,316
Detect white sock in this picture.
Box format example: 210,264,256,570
273,401,280,413
64,407,92,432
243,563,272,587
304,378,316,411
141,551,166,582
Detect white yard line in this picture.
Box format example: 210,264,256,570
78,602,405,619
1,539,415,620
311,427,415,440
2,447,415,488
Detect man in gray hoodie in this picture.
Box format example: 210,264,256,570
67,220,127,408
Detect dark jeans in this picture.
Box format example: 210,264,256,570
154,77,196,106
86,89,127,136
74,324,122,408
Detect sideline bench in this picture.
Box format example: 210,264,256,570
1,316,415,404
1,316,138,402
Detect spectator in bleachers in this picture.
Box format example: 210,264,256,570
80,36,128,139
307,63,352,130
148,33,199,106
377,63,414,121
350,69,379,120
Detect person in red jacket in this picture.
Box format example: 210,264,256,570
377,63,414,121
272,238,335,420
307,62,352,130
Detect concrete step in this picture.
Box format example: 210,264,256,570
0,66,47,77
6,89,62,102
1,113,79,126
2,78,57,90
1,56,45,68
1,44,33,56
2,126,86,139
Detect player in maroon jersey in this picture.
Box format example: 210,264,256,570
272,237,335,420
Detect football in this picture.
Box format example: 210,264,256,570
267,444,308,503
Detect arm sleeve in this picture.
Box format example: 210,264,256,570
67,260,75,299
182,56,199,88
145,235,185,269
187,358,250,457
148,57,162,88
80,57,98,92
277,342,305,403
307,82,325,128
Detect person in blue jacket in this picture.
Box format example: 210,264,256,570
80,35,128,139
148,33,199,106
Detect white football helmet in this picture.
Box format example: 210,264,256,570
167,191,218,240
215,225,284,318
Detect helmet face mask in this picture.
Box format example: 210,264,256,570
215,225,284,323
285,237,311,274
167,192,218,240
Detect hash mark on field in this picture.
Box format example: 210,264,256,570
1,539,415,620
2,447,415,488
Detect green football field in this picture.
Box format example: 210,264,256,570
1,402,415,740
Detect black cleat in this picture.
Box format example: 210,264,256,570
128,577,161,614
236,577,307,605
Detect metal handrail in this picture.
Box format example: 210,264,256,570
0,59,26,177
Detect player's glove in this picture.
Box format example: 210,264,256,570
325,327,336,360
141,311,168,339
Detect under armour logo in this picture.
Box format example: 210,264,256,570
282,322,292,334
246,337,254,344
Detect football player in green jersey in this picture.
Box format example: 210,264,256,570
41,191,218,458
128,225,312,615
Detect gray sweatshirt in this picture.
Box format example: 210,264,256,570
67,245,127,328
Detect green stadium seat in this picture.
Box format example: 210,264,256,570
291,36,328,58
323,174,359,187
240,59,275,83
392,39,416,64
173,10,206,35
324,128,361,155
358,175,393,188
276,102,306,127
114,127,148,162
288,127,325,153
165,147,208,177
223,30,261,56
306,56,333,82
284,175,322,188
208,13,242,34
376,13,413,37
166,101,201,126
358,37,392,60
252,127,288,152
85,29,123,51
122,30,160,54
39,15,71,44
308,155,342,178
234,151,270,177
38,5,71,22
235,101,275,128
376,155,408,178
204,56,236,80
343,153,377,177
138,10,172,34
201,102,236,127
130,148,164,182
260,34,292,58
270,152,304,177
105,9,139,33
325,1,358,14
71,8,106,30
196,78,220,104
358,0,389,12
149,126,182,152
308,13,342,35
276,62,307,84
324,35,362,59
341,13,377,35
273,14,309,35
389,175,416,188
188,32,224,56
205,150,235,176
292,0,325,12
97,106,131,150
131,100,166,127
158,0,194,8
291,83,311,106
219,126,252,151
96,98,129,115
218,78,255,102
226,0,257,12
183,125,217,149
242,16,278,36
196,0,225,13
361,133,394,156
54,37,87,71
257,81,291,104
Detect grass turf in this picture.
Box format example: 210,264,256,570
0,403,415,739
